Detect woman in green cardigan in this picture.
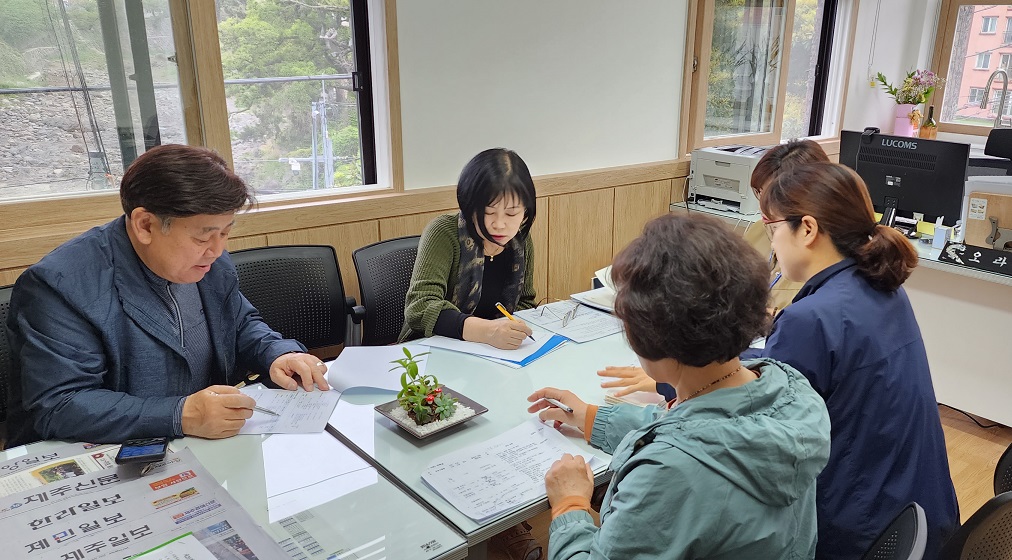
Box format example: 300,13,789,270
399,148,538,350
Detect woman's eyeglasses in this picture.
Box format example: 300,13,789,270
533,298,581,327
761,215,795,240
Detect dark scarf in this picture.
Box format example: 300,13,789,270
453,213,526,314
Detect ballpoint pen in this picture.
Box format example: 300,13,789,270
495,301,536,342
209,387,280,417
769,271,782,290
230,376,279,416
542,397,573,413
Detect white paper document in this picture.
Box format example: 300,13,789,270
262,432,376,523
326,344,429,392
238,386,341,434
421,418,604,521
570,286,616,313
421,325,554,361
514,301,624,343
595,266,615,290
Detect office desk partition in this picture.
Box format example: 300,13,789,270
327,332,639,547
0,436,467,560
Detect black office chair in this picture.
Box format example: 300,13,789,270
352,236,420,346
938,491,1012,560
969,128,1012,176
996,442,1012,496
0,285,12,429
229,245,363,353
861,502,927,560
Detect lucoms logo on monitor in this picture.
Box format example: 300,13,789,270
881,139,918,150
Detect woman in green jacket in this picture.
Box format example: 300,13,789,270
399,148,538,349
528,213,831,559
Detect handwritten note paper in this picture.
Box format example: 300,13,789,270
238,387,340,434
421,419,603,521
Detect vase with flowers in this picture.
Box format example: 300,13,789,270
876,70,945,137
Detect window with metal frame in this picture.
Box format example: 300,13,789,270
930,1,1012,136
0,0,378,202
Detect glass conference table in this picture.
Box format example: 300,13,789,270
0,433,467,559
327,332,639,552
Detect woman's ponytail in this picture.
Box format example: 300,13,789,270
761,163,919,293
853,224,918,292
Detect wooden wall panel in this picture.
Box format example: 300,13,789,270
612,180,672,256
547,189,614,301
378,210,455,240
531,197,549,302
670,176,688,204
266,221,380,302
0,267,27,286
227,235,268,252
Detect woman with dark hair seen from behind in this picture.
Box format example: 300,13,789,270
399,148,541,560
758,162,958,559
527,213,831,559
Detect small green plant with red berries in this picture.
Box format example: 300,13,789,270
392,347,458,425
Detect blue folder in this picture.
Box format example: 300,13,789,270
499,334,568,367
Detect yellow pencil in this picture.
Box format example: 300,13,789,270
495,302,535,342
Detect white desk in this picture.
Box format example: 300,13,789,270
327,333,638,548
0,436,467,560
907,241,1012,427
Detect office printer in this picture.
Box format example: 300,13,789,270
688,145,769,215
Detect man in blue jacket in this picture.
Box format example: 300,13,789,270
5,144,329,448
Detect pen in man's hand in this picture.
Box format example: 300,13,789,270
253,405,280,417
542,397,573,413
495,301,535,342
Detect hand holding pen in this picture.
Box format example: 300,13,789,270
495,302,535,342
232,375,281,416
526,387,590,433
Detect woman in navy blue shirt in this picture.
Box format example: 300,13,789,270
754,162,958,559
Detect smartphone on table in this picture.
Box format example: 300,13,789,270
114,437,169,464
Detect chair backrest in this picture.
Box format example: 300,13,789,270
0,285,12,424
352,236,420,346
939,491,1012,560
996,442,1012,495
861,502,928,560
985,128,1012,160
229,245,349,350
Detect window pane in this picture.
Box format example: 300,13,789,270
781,0,826,141
941,4,1012,126
0,0,185,201
216,0,368,195
704,0,787,139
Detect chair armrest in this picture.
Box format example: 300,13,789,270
351,305,366,324
346,296,365,324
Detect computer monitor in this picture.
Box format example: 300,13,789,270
839,130,969,226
